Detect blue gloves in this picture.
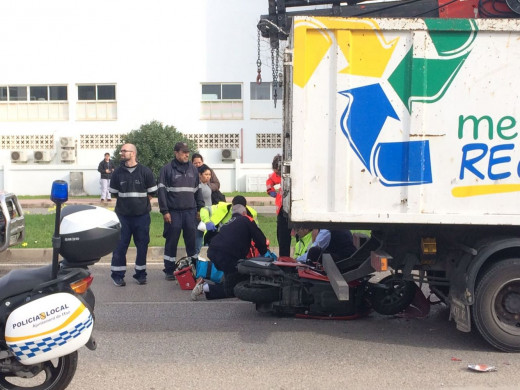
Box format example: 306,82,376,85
263,250,277,260
268,191,277,198
205,222,216,231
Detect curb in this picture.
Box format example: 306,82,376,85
0,246,280,265
18,197,275,209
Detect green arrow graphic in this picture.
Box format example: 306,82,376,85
389,19,478,112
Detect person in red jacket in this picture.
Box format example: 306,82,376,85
266,154,292,256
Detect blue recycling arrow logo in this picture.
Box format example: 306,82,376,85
339,83,432,186
338,19,477,187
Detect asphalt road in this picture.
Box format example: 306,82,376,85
1,262,517,390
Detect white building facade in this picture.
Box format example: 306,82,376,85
0,0,283,195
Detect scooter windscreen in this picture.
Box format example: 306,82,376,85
5,292,93,365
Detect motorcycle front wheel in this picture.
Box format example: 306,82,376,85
0,351,78,390
369,275,417,315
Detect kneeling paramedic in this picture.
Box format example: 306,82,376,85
191,203,274,300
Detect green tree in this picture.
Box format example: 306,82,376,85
113,120,197,178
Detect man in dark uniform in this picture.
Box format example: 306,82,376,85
191,203,272,301
158,142,204,280
109,143,157,286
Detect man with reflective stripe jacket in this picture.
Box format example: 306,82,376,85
108,143,157,287
158,142,204,279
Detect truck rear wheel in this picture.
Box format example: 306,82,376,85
473,258,520,352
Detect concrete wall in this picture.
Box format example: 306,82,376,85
1,162,271,195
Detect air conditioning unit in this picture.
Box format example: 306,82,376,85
11,150,29,163
34,150,54,163
221,148,238,161
59,137,75,148
60,149,76,163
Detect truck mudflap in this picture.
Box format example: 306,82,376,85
449,297,471,332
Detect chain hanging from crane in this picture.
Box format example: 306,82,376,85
256,20,283,108
256,30,262,84
271,46,280,108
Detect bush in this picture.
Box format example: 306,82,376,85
113,120,197,178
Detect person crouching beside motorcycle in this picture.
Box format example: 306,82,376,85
293,228,315,260
191,203,273,300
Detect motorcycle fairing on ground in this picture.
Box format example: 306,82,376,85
235,252,419,319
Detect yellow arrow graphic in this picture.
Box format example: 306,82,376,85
337,29,398,77
293,17,399,88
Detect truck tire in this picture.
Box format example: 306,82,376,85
234,281,280,304
473,258,520,352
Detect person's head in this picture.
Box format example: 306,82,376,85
295,227,311,239
104,152,110,161
198,164,211,184
232,204,246,215
192,153,204,168
232,195,247,207
174,142,190,163
119,144,137,165
272,154,282,175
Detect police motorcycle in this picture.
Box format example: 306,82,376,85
0,180,120,390
234,235,418,318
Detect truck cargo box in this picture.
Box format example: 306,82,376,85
285,16,520,226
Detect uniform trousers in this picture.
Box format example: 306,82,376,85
163,208,197,274
111,213,150,278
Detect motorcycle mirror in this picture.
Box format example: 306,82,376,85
50,180,68,204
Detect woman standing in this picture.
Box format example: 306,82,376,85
195,164,213,256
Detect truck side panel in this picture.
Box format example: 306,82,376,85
287,17,520,226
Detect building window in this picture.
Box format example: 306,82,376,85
49,86,68,101
8,87,27,101
201,83,243,120
0,85,68,102
30,86,48,101
76,83,117,120
201,83,241,101
250,82,270,100
0,85,69,121
78,84,116,101
250,82,283,101
249,82,283,120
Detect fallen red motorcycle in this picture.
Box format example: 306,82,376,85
234,241,419,318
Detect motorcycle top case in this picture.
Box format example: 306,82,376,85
5,292,93,365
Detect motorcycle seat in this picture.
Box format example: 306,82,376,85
0,264,52,301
